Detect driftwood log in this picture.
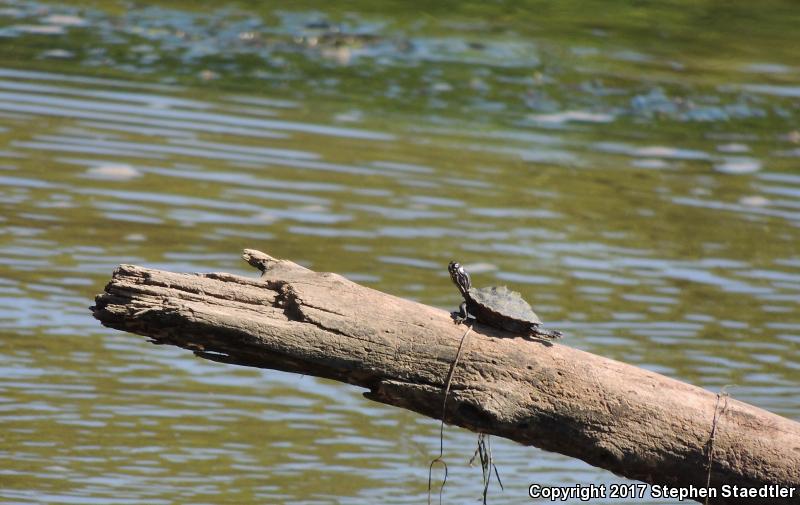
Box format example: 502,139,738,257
91,249,800,504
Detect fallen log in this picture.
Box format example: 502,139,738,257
91,249,800,504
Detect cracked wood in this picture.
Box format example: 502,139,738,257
91,249,800,504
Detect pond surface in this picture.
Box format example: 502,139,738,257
1,1,799,503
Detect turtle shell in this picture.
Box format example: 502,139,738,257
466,285,541,333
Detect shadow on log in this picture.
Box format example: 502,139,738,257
91,249,800,504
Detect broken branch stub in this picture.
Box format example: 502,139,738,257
91,249,800,504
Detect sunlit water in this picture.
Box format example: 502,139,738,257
0,1,798,504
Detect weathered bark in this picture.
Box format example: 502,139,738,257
91,249,800,504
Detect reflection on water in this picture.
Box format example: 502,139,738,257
1,1,799,504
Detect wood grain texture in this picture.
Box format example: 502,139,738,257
92,249,800,504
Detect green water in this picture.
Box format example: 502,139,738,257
0,1,798,503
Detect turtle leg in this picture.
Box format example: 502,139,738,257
528,323,563,340
452,301,469,324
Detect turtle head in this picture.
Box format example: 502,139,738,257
448,261,472,295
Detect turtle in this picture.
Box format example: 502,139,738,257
448,261,562,340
